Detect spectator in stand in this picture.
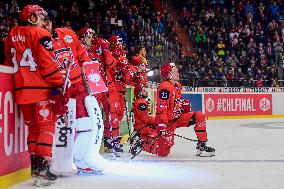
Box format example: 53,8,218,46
179,6,191,26
271,78,280,87
234,67,245,86
255,77,264,87
226,69,234,81
254,68,262,81
268,2,280,21
219,76,229,87
273,38,283,66
70,1,79,21
216,39,226,58
116,26,128,45
194,27,206,50
208,69,216,87
215,67,225,81
153,17,164,34
268,67,279,83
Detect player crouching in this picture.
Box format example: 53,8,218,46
130,64,215,158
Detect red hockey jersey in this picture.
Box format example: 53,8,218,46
52,28,90,84
132,97,156,131
5,26,64,104
155,80,183,124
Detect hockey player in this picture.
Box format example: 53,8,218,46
130,63,215,157
44,18,107,174
4,5,64,186
130,85,158,155
79,31,123,156
131,55,148,86
106,35,136,154
155,63,215,157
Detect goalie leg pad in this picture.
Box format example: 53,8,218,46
73,96,107,171
73,116,95,160
51,98,76,174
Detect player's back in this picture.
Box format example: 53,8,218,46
5,26,63,104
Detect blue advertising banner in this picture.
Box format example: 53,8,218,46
182,93,202,112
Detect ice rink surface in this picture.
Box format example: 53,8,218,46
11,118,284,189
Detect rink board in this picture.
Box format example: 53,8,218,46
1,65,284,189
0,67,30,189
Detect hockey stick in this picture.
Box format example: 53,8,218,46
124,98,132,140
62,60,72,95
174,134,198,142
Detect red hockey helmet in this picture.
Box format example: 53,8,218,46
161,63,176,78
101,39,110,50
79,28,95,39
19,5,47,24
132,56,143,66
92,37,102,46
108,35,123,45
134,84,144,97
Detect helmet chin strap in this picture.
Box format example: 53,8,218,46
28,16,40,25
85,42,92,50
166,71,173,79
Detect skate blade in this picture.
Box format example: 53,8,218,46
77,169,103,176
196,151,215,157
52,169,78,176
105,148,121,157
114,152,121,157
33,177,54,187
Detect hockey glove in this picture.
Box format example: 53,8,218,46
49,90,69,115
182,100,191,113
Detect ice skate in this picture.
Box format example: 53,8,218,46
75,156,106,175
33,156,57,187
104,137,123,157
196,141,215,157
129,132,145,156
77,167,104,175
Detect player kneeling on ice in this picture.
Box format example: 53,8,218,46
130,63,215,157
130,85,159,156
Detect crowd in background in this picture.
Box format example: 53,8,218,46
174,0,284,87
1,0,284,87
0,0,181,70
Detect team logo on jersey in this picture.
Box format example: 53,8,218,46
138,103,147,111
39,109,50,120
159,89,170,100
54,48,76,69
64,35,73,43
36,101,52,122
39,36,53,51
88,69,101,86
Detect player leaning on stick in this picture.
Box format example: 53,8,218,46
4,5,64,186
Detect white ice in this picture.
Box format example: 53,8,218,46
10,118,284,189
